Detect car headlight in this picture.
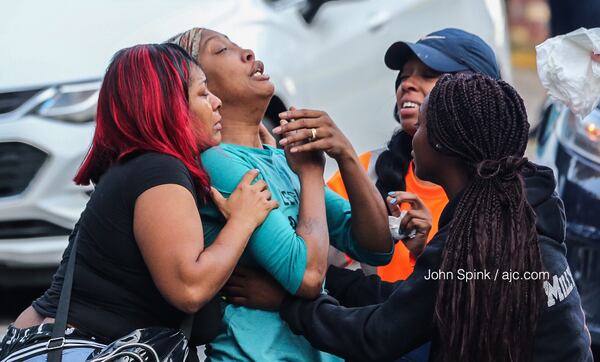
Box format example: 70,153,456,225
558,105,600,163
35,80,101,123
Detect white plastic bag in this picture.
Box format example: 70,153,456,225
388,213,416,241
536,27,600,118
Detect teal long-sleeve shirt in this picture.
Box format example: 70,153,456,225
199,143,392,361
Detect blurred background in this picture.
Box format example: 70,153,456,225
1,0,598,357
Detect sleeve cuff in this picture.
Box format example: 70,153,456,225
350,238,394,266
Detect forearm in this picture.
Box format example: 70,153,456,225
325,266,399,307
279,293,429,361
338,156,392,253
185,218,255,306
295,172,329,298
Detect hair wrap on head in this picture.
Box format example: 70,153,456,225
167,28,204,60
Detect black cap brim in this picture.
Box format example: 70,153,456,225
385,41,414,70
385,41,469,73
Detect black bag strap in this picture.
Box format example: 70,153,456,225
45,229,194,362
47,230,79,362
180,314,193,340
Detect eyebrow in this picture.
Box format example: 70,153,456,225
203,34,230,47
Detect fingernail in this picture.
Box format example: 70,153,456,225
388,192,395,196
290,147,298,153
273,127,281,134
255,169,260,173
279,138,288,145
390,198,397,205
279,112,287,117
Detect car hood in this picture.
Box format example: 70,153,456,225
0,0,239,91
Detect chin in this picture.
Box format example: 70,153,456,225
413,162,430,182
400,119,418,136
246,82,274,102
211,133,222,145
262,81,275,98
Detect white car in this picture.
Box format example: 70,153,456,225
0,0,511,286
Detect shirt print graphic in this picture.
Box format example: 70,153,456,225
280,190,299,229
543,265,575,307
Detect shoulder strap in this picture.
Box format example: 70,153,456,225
46,228,194,361
180,314,193,340
47,230,79,362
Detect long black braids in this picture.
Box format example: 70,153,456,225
427,73,544,361
374,72,414,201
374,129,413,200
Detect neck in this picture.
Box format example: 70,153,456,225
441,170,470,200
219,102,266,148
413,166,440,188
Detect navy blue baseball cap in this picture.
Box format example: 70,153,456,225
384,28,501,79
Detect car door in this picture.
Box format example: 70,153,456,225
296,0,405,156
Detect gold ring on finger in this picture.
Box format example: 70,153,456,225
309,128,317,142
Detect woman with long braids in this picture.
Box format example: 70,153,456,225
326,28,502,281
226,73,593,361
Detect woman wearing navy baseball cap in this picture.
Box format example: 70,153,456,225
327,28,501,283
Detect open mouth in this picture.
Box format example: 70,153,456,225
250,61,270,80
250,61,264,76
401,101,420,109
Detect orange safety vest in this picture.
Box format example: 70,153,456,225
327,149,448,281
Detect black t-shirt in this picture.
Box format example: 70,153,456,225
33,152,222,343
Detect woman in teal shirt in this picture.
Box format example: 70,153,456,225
168,28,396,361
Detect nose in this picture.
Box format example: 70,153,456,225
209,92,222,112
242,48,255,62
400,75,418,95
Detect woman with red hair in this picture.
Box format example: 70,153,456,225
3,43,277,360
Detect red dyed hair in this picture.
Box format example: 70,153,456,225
75,43,211,194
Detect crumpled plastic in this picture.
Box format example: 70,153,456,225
536,27,600,118
388,213,416,241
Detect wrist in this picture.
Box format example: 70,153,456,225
297,166,324,178
228,214,260,232
337,151,360,169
